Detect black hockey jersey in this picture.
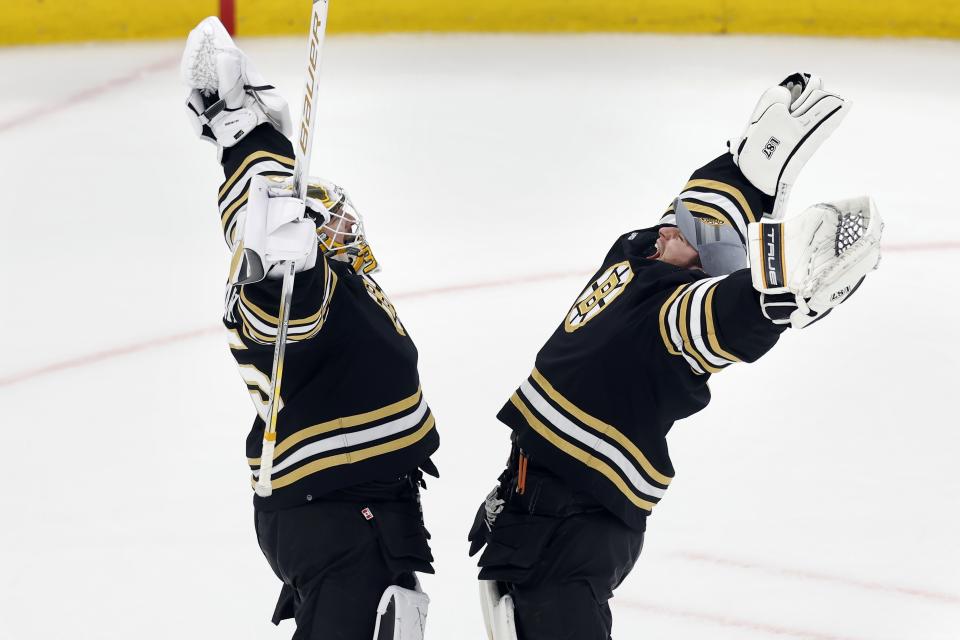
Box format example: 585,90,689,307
497,156,785,531
217,126,439,511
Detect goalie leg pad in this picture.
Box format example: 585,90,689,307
480,580,518,640
373,581,430,640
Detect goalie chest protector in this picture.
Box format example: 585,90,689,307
497,226,782,531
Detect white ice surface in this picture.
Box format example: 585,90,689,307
1,33,958,639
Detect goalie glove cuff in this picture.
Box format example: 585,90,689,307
759,292,797,325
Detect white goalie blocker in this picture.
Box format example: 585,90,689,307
235,175,319,286
748,196,883,328
372,581,430,640
730,73,850,219
479,580,519,640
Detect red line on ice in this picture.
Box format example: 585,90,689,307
0,269,586,388
1,235,958,389
675,551,960,606
0,57,177,134
0,326,223,388
619,600,871,640
392,269,588,300
0,33,956,395
1,241,957,389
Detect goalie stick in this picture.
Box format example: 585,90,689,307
255,0,330,497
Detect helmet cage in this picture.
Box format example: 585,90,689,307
307,181,368,262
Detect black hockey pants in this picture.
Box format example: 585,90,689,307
469,445,645,640
255,473,433,640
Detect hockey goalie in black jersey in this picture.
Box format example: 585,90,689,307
182,17,437,640
468,74,883,640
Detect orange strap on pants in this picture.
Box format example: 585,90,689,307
517,453,528,495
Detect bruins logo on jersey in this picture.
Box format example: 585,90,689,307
564,261,634,333
362,275,406,336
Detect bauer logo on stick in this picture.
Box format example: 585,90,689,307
299,8,325,156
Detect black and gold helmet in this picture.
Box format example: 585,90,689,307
306,179,378,275
264,175,378,274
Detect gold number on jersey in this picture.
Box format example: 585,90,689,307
362,275,406,336
351,242,379,275
564,261,635,333
236,363,283,422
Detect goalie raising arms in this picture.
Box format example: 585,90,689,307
182,17,438,640
469,74,882,640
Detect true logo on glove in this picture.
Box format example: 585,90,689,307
763,225,785,288
762,137,781,159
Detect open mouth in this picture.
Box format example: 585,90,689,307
647,237,663,260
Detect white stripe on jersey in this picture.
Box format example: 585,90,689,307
519,381,667,499
253,398,430,478
688,277,736,369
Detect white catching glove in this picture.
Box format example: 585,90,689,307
748,196,883,329
181,17,292,150
730,73,850,219
235,176,319,286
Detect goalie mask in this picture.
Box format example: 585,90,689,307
673,198,748,276
307,179,379,274
263,176,378,275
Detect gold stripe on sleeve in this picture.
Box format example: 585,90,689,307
658,285,686,355
240,287,322,326
266,414,436,490
229,243,244,281
219,151,295,200
510,394,656,512
684,179,758,223
703,284,742,363
239,316,325,346
257,388,424,463
239,262,336,328
530,369,673,486
677,287,722,374
220,192,249,229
